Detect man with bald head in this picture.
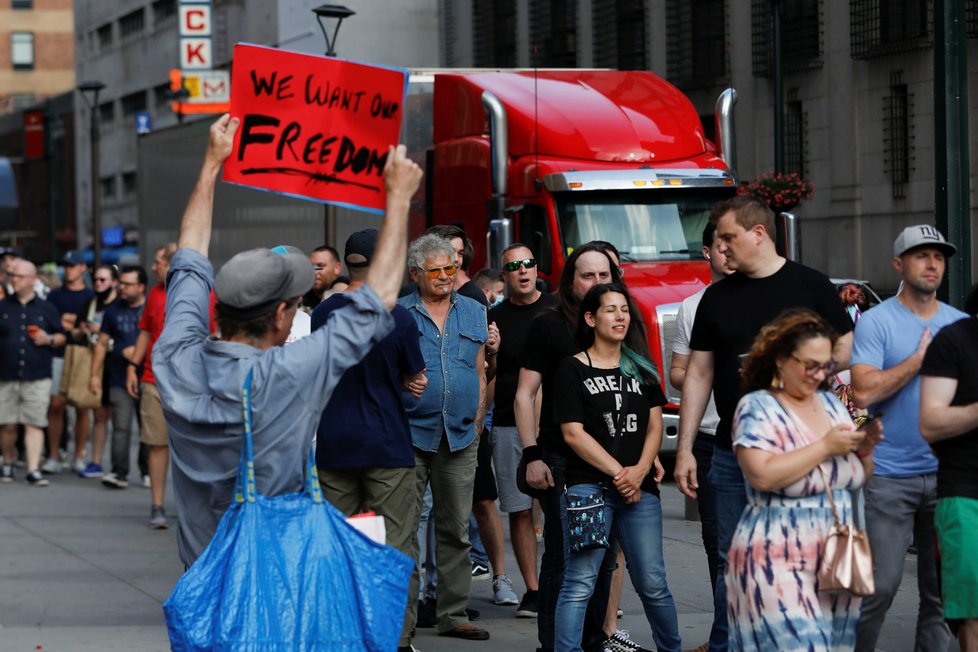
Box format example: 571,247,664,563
0,259,65,485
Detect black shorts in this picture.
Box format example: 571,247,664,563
472,429,498,503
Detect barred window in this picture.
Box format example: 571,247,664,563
751,0,822,76
851,0,932,59
666,0,727,88
97,24,113,53
784,92,807,177
120,9,145,42
99,101,115,126
530,0,577,67
152,0,177,26
121,91,147,116
473,0,517,67
883,72,913,199
592,0,648,70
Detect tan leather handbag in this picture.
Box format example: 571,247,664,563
817,466,875,597
60,344,102,410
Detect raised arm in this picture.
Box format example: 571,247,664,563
365,145,423,310
177,114,239,256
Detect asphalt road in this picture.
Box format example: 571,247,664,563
0,459,952,652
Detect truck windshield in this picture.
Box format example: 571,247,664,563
555,188,735,262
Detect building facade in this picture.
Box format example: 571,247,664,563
0,0,75,115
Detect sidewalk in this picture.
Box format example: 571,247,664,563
0,469,947,651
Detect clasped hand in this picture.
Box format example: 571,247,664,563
613,465,648,504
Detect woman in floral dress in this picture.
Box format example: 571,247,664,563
727,309,883,652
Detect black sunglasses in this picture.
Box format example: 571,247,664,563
503,258,537,272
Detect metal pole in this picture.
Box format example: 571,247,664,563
772,0,784,174
46,100,56,262
934,0,971,307
90,92,102,268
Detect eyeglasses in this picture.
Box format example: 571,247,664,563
94,277,112,284
502,258,537,272
790,354,837,376
420,263,458,279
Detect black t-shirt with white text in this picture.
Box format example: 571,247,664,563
920,316,978,500
522,308,577,455
554,357,665,496
489,293,558,426
689,260,852,449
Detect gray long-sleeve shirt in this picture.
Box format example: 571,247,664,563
154,249,394,565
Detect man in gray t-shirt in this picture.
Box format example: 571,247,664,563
153,114,422,566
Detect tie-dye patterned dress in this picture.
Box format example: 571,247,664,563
726,389,866,652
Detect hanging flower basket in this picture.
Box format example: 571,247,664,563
747,171,815,213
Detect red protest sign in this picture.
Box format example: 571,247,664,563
223,44,407,214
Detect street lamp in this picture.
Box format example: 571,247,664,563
312,4,355,57
77,80,106,267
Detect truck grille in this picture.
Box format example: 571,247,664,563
656,303,682,405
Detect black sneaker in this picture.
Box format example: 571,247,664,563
101,472,129,489
516,589,538,618
416,598,436,628
0,464,13,483
471,561,490,580
602,630,652,652
25,470,49,487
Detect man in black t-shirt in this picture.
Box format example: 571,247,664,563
515,243,626,652
920,311,978,641
675,195,852,652
488,243,557,617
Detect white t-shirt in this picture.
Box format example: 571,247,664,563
286,309,311,345
673,287,720,435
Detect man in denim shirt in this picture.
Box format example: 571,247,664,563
152,114,423,567
399,233,490,641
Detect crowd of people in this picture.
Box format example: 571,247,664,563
3,114,976,652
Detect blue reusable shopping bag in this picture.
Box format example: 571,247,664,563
163,370,413,651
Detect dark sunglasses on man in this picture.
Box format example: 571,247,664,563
502,258,537,272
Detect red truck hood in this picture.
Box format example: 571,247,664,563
622,261,710,308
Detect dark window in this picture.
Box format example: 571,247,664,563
473,0,517,67
121,91,147,116
122,172,138,198
530,0,577,67
883,72,913,199
851,0,932,59
784,92,807,177
11,32,34,70
99,101,115,125
152,0,177,25
752,0,822,76
100,176,116,202
120,8,145,42
12,0,33,9
593,0,648,70
97,24,113,53
519,204,552,276
666,0,727,88
968,0,978,36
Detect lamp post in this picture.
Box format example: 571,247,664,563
77,81,106,267
312,5,354,247
312,4,355,57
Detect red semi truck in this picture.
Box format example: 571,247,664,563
405,70,742,452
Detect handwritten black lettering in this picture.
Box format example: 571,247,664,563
249,71,278,97
238,114,280,161
370,93,400,120
276,121,301,161
276,74,294,100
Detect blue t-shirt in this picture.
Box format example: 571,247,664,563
47,286,95,358
850,296,966,477
312,294,425,469
100,301,144,388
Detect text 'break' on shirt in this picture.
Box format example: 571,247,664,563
553,356,666,496
152,248,395,566
919,315,978,499
312,294,425,469
520,307,578,456
850,296,966,477
688,260,853,450
100,301,144,388
488,292,558,427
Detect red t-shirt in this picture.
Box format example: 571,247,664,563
140,283,216,383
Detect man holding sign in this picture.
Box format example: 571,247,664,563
153,113,422,567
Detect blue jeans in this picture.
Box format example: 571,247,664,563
555,484,681,652
469,512,489,567
538,451,612,652
707,446,747,652
694,433,719,591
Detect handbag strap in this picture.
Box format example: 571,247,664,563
815,464,843,528
233,368,324,504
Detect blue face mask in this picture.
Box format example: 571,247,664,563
490,295,504,308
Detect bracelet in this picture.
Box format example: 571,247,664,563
856,449,872,459
522,444,543,462
127,359,140,368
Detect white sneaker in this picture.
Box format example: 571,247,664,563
40,458,61,474
492,574,519,605
603,630,652,652
72,458,87,474
142,474,151,488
